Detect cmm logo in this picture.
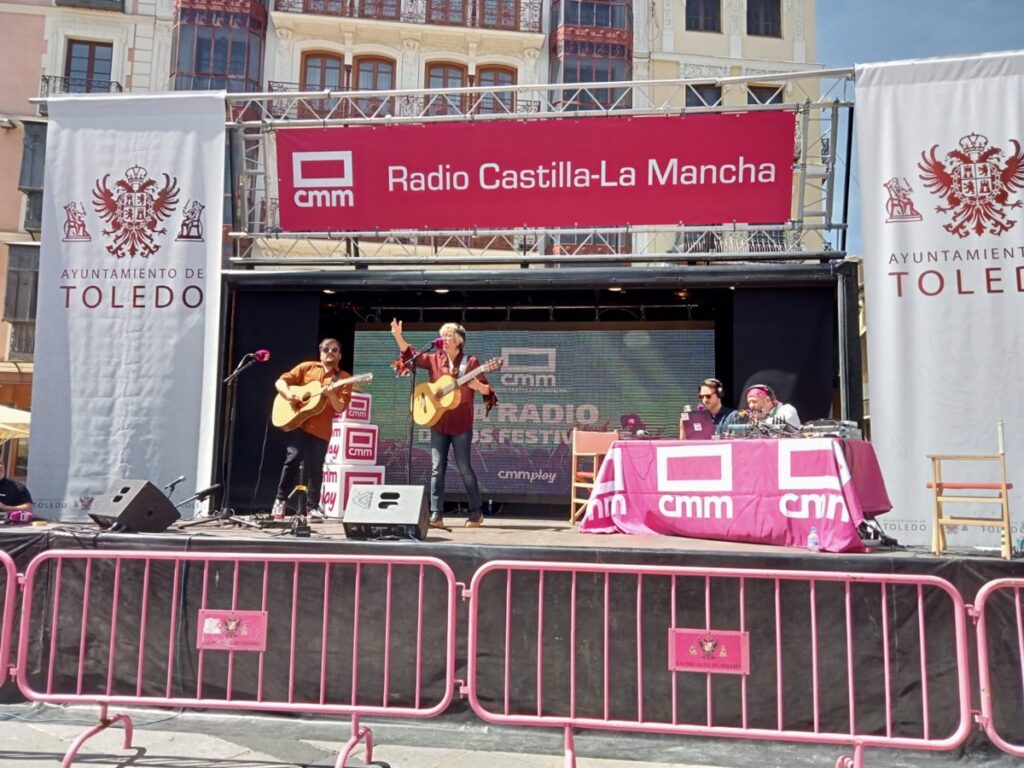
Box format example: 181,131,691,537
918,132,1024,237
500,347,557,388
93,165,179,258
292,150,355,208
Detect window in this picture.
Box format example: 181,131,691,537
426,62,467,114
4,245,39,324
477,67,515,113
427,0,467,26
747,84,783,105
560,0,630,30
354,57,395,116
65,40,113,92
360,0,399,20
556,43,632,110
298,52,343,118
685,84,721,108
19,122,46,232
747,0,781,37
172,7,265,92
480,0,518,29
685,0,720,32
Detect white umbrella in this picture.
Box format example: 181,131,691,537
0,405,30,441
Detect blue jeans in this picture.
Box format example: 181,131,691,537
430,429,482,519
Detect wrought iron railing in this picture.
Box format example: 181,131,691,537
38,76,123,114
273,0,542,33
7,321,35,359
266,81,540,119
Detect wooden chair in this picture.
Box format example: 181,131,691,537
569,428,619,524
927,421,1014,560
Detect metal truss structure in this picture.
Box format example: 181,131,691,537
226,67,855,269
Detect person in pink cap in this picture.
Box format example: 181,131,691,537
744,384,801,428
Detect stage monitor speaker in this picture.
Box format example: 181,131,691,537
343,485,428,541
88,479,180,533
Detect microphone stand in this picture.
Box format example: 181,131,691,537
183,353,265,530
401,346,435,484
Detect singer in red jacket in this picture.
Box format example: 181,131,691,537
391,319,496,528
271,338,351,519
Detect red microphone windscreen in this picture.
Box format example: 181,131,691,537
432,337,445,349
254,349,271,363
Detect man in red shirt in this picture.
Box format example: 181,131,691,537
272,338,351,519
391,319,495,528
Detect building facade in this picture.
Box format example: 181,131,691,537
0,0,818,477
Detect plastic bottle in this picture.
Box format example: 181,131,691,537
807,526,820,552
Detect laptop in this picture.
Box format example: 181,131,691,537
679,409,715,440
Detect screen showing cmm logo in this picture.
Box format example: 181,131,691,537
292,151,355,208
500,347,559,390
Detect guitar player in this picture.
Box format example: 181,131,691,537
271,338,351,520
391,319,497,528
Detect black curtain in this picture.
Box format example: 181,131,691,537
731,288,836,421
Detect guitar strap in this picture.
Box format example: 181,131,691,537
458,356,468,378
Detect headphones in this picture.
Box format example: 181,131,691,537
699,378,724,397
745,383,778,403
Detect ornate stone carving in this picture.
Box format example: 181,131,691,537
681,63,729,79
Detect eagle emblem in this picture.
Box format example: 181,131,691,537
918,132,1024,238
92,164,179,258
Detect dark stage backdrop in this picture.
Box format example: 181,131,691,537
354,322,715,504
732,288,837,421
225,291,330,515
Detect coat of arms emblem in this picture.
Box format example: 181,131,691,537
918,132,1024,238
93,164,179,258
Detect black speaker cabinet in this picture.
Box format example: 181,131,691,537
343,485,428,540
88,479,180,533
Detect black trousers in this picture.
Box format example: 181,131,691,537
275,430,329,508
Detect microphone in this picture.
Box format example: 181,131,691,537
192,483,221,501
164,475,186,494
431,337,445,349
254,349,271,362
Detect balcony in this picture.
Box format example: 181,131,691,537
265,81,541,119
38,76,124,115
7,322,35,360
273,0,542,33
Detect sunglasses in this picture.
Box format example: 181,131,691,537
698,393,715,399
321,347,340,354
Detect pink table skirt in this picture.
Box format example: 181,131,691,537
580,438,892,553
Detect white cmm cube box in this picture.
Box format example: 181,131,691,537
326,422,379,465
319,463,386,518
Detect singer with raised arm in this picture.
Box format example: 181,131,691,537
743,384,801,428
271,338,351,520
391,319,497,528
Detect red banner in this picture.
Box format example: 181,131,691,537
275,112,796,231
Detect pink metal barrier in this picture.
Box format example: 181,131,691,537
15,549,458,768
0,549,14,690
464,561,972,768
974,577,1024,758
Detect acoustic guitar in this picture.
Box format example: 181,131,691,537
412,357,502,427
272,372,374,431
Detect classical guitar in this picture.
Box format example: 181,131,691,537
272,372,374,431
411,357,502,428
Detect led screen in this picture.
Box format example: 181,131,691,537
351,323,715,503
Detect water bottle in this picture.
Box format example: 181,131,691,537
807,526,820,552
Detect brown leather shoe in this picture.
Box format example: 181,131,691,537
428,517,446,529
464,516,484,528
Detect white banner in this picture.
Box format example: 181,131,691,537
856,52,1024,548
29,92,225,520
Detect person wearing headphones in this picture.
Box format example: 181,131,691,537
391,319,497,528
744,384,801,428
697,378,738,432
